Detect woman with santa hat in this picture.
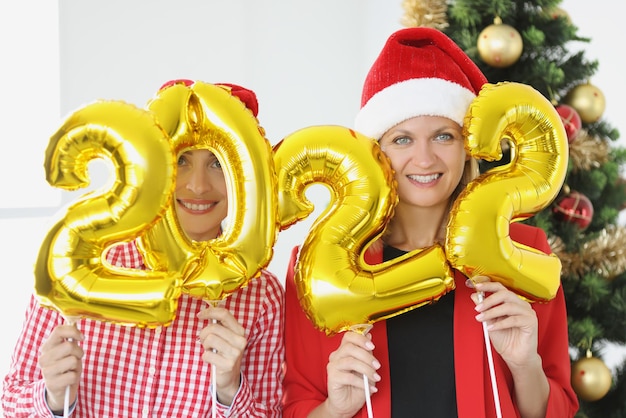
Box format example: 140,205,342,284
282,27,578,418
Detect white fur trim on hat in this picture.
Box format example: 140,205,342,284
354,77,476,140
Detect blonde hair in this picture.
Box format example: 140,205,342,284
451,157,480,203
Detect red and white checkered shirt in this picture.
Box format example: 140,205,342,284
3,241,285,417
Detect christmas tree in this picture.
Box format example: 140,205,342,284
401,0,625,416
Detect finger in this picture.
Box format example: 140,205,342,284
199,322,246,361
329,341,381,383
41,340,84,367
203,332,246,358
45,325,84,345
478,299,535,323
467,275,491,288
331,349,378,374
474,282,521,306
476,289,531,312
198,307,245,334
197,306,231,321
200,339,243,374
328,357,381,392
478,295,530,319
328,356,371,387
328,367,369,390
484,313,536,331
201,348,235,369
474,280,507,295
46,355,82,378
40,340,84,369
41,356,83,391
340,331,375,349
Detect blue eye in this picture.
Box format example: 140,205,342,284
393,136,411,145
434,132,457,143
211,158,222,169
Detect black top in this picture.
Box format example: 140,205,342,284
384,245,458,417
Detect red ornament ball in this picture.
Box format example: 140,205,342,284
553,191,594,229
556,104,582,143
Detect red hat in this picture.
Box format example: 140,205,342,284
158,79,259,117
354,27,487,139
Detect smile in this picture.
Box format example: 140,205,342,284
178,200,216,211
408,173,441,183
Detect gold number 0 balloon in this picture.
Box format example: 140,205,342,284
34,101,181,327
274,126,455,335
138,82,278,301
446,82,569,301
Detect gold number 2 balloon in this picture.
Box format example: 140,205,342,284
446,82,569,301
274,125,454,335
138,81,278,301
34,100,181,327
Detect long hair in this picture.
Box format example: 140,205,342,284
451,157,479,203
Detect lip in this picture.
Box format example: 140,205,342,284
177,199,217,214
407,173,442,185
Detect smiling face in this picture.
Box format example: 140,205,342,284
379,115,468,214
174,148,228,242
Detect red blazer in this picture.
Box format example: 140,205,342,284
282,223,579,417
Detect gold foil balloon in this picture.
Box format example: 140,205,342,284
274,125,455,335
138,81,278,301
446,82,568,301
34,100,181,327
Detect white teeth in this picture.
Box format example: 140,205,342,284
180,201,214,211
408,174,440,183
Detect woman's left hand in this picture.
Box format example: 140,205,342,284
471,277,539,369
197,305,247,406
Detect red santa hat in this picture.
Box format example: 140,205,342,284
355,27,487,140
159,79,259,117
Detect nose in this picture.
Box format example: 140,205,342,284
411,139,437,168
185,166,213,195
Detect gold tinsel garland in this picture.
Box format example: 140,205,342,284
551,225,626,280
555,129,625,281
401,0,449,29
568,129,610,172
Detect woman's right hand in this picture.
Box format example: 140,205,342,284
38,324,84,412
318,330,381,418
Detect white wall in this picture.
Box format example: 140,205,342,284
52,0,407,281
1,1,624,411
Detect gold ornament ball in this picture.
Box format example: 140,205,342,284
477,23,523,68
547,7,572,23
571,356,612,402
563,83,606,124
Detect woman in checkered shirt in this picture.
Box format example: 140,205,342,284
3,81,285,417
